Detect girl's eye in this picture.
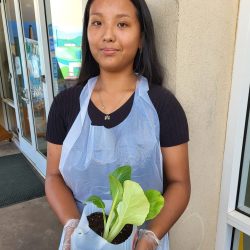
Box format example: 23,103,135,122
91,21,102,26
117,22,128,28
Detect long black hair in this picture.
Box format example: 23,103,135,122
78,0,164,86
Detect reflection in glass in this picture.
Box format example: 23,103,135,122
237,89,250,215
5,0,31,142
232,230,250,250
0,9,13,100
19,0,47,155
44,0,83,95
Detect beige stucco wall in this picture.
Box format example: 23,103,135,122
147,0,239,249
146,0,179,92
83,0,239,249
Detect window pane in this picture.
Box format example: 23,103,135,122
237,89,250,215
232,229,250,250
44,0,83,95
5,0,32,143
19,0,47,156
0,6,13,100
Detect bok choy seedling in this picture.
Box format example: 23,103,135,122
84,166,164,243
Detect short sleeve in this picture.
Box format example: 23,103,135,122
148,86,189,147
159,93,189,147
45,95,67,145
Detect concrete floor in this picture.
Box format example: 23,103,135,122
0,140,63,250
0,140,20,157
0,197,62,250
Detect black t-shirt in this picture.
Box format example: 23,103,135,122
46,83,189,147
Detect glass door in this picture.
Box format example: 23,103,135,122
0,7,14,103
1,0,53,176
2,0,32,143
0,3,18,136
230,89,250,250
44,0,83,95
18,0,47,155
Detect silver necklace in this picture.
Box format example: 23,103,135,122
98,86,133,121
98,92,111,120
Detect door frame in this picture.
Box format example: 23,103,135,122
0,1,19,132
34,0,54,119
0,49,9,130
0,0,53,177
215,0,250,248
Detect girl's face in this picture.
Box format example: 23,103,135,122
87,0,141,73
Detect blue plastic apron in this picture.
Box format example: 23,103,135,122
58,76,169,249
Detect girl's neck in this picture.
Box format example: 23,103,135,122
97,70,137,93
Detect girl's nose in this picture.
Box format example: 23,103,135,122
103,26,116,42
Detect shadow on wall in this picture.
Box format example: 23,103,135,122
170,209,205,249
146,0,179,92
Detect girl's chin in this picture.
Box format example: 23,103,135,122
98,61,134,73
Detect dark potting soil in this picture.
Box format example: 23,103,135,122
87,212,133,244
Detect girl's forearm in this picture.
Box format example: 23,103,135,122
147,180,191,239
45,175,80,225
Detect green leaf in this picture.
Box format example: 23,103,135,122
144,190,165,220
103,175,124,239
84,195,107,228
109,175,123,202
110,165,132,185
84,195,105,209
107,180,149,242
116,180,149,225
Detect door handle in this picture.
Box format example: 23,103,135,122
40,75,46,84
8,72,12,81
21,96,30,104
22,89,29,99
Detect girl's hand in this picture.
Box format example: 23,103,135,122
62,219,79,250
63,226,74,250
134,229,159,250
134,238,158,250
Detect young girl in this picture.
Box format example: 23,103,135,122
45,0,190,249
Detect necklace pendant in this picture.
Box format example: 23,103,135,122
105,114,110,120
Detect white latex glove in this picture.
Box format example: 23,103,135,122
134,229,160,250
62,219,79,250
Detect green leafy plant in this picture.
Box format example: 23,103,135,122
84,166,164,243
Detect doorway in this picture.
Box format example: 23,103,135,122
0,0,52,176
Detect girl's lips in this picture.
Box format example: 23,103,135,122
101,48,119,56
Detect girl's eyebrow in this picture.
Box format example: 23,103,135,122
90,12,131,18
90,12,103,16
116,14,131,18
